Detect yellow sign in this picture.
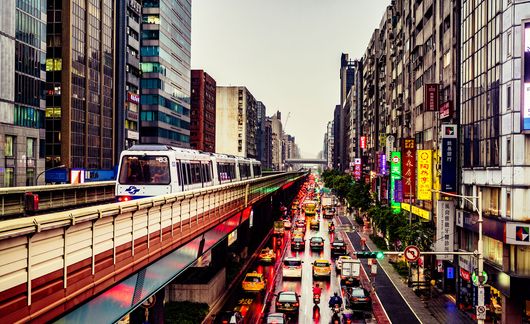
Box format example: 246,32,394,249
417,150,432,200
401,203,431,221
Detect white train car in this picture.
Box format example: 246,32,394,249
116,145,261,201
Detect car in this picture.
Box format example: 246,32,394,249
242,271,266,292
336,255,353,272
275,291,301,315
295,218,305,226
345,286,372,311
312,259,332,279
282,257,303,278
292,229,305,239
309,236,325,251
265,312,288,323
309,218,319,230
294,222,306,233
331,239,348,256
291,236,305,250
259,248,276,263
214,311,244,324
283,219,292,230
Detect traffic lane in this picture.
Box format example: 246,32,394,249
339,216,421,324
271,213,339,323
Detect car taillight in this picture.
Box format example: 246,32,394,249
293,302,299,307
276,302,281,306
118,196,131,202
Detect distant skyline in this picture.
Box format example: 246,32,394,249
191,0,390,158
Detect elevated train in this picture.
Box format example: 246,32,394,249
115,145,261,201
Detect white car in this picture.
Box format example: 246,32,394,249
282,257,303,279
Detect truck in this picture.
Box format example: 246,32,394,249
303,200,317,216
322,195,333,208
273,220,285,236
322,195,335,219
340,259,361,286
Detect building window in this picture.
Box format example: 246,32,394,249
506,190,511,218
483,236,503,265
506,137,511,164
5,135,15,157
507,84,511,110
27,138,35,158
507,30,512,57
26,168,35,186
4,167,14,187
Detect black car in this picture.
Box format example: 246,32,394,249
309,236,325,251
345,287,372,311
291,236,305,250
331,239,347,256
214,311,244,324
275,291,300,314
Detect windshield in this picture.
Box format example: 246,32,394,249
119,155,170,185
284,260,301,267
311,237,323,242
244,275,262,283
350,288,367,297
293,237,304,242
278,293,297,303
315,261,329,267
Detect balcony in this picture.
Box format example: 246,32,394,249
127,35,139,50
127,16,140,33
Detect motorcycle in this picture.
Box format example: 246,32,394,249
330,304,341,324
313,293,320,305
328,225,335,234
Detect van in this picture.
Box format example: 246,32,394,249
282,257,303,279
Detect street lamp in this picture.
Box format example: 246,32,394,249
431,188,484,324
35,164,66,184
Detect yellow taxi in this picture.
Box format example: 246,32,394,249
242,271,266,292
292,229,305,239
312,259,332,279
310,217,319,230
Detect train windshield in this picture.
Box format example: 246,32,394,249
119,155,170,185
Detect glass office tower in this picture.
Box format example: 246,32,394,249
140,0,192,147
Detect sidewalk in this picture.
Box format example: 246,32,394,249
350,212,475,324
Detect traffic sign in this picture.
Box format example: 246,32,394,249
472,270,488,287
476,305,487,320
404,245,421,262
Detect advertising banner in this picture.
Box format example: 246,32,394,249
394,179,403,203
424,83,439,111
436,200,455,260
417,150,432,200
402,138,416,198
360,136,367,149
440,100,453,119
379,153,387,176
441,124,457,193
523,22,530,131
390,151,402,213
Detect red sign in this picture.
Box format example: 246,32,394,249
360,136,367,149
127,92,140,104
401,138,416,198
440,100,453,119
354,158,362,181
424,84,439,111
460,268,471,282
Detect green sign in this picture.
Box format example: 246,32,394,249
390,151,402,213
356,251,385,259
472,270,488,286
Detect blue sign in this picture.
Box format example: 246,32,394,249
45,169,68,183
85,170,116,182
441,138,457,193
446,266,455,279
394,179,403,203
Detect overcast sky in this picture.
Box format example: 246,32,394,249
191,0,390,158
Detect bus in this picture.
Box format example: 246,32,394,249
303,200,317,216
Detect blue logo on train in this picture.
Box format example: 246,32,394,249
125,186,140,195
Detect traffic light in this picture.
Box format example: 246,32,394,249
355,251,384,259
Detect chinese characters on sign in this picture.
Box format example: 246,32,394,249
424,83,439,111
416,150,432,200
441,125,458,194
379,153,387,176
402,138,416,198
354,158,362,181
436,200,455,260
439,100,453,119
390,152,402,213
360,136,367,149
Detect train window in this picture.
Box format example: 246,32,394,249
190,163,201,184
253,164,261,177
119,155,170,185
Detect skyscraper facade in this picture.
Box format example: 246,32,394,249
190,69,216,153
140,0,191,147
1,0,46,186
256,101,267,164
45,0,115,170
115,0,142,159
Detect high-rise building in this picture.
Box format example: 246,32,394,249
0,0,46,186
324,121,334,169
215,86,257,158
333,105,341,169
263,117,273,170
256,101,267,164
459,1,530,321
115,0,142,159
339,53,356,172
271,111,283,170
190,70,216,152
140,0,191,147
45,0,115,170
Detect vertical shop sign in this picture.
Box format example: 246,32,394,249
424,83,439,111
441,125,458,194
417,150,432,200
436,200,455,260
402,138,416,198
390,152,402,213
354,158,362,181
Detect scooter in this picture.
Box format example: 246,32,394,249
330,304,341,324
313,293,320,305
328,225,335,234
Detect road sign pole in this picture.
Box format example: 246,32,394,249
477,191,485,323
